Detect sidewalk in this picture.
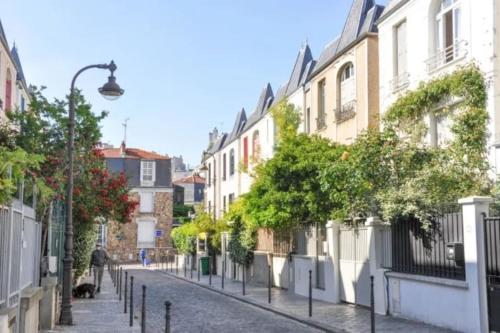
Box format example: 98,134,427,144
42,269,140,333
158,268,456,333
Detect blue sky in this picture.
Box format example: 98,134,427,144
2,0,387,167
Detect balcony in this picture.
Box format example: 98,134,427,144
316,112,326,131
390,72,410,92
426,40,468,73
334,100,356,124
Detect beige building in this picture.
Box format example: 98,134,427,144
306,1,383,144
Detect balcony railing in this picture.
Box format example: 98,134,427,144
426,40,468,73
390,72,410,92
316,112,326,131
334,100,356,123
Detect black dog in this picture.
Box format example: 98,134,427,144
73,283,96,298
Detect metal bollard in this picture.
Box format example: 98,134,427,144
184,256,187,277
268,265,271,304
308,270,312,317
176,255,178,275
116,266,119,294
164,301,171,333
209,256,212,286
197,258,200,282
119,267,123,301
242,265,246,296
222,260,225,289
141,285,146,333
124,271,128,313
370,275,375,333
130,276,134,327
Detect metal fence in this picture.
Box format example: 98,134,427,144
20,216,42,289
0,207,10,309
391,209,465,280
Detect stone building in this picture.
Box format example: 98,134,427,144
101,142,173,263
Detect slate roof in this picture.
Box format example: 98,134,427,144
242,83,274,132
11,46,26,85
101,147,170,160
222,108,247,148
285,44,314,96
311,0,384,77
0,20,7,47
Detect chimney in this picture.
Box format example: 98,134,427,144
119,141,126,157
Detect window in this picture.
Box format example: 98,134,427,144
252,131,260,161
20,96,25,112
243,137,249,168
223,196,226,212
336,63,356,122
228,193,235,204
208,163,211,186
435,0,462,64
393,20,408,89
208,200,211,213
5,69,12,111
317,79,326,129
222,153,227,180
229,149,235,175
137,220,155,248
98,223,107,247
140,192,154,213
140,160,155,186
305,107,311,134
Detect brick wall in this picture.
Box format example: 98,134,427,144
106,191,173,263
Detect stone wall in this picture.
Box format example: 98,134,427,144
106,190,173,263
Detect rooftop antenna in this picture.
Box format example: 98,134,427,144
122,117,130,145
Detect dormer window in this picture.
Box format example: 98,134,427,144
140,160,156,186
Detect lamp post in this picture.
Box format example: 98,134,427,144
59,61,124,325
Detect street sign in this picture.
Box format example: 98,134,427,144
155,229,163,237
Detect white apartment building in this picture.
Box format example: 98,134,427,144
378,0,500,171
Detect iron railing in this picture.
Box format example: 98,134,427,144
316,113,326,131
334,100,356,123
426,40,468,73
390,72,410,92
390,207,465,280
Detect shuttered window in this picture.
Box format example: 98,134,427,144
137,220,155,248
395,20,407,78
139,192,154,213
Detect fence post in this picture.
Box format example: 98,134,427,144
268,265,271,304
124,271,128,313
184,256,187,277
176,255,178,275
370,275,375,333
170,255,173,273
129,276,134,327
190,256,193,279
119,267,122,301
209,256,212,286
164,301,171,333
116,265,119,294
222,260,225,289
308,269,312,317
242,265,246,296
141,285,146,333
197,258,200,282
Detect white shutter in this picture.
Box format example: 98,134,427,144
396,21,407,77
140,192,154,213
137,220,155,248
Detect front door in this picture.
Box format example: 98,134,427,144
485,216,500,332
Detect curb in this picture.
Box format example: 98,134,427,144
156,270,346,333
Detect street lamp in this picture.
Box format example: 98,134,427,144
59,60,124,325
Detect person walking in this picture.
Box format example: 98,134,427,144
90,243,109,293
140,248,146,266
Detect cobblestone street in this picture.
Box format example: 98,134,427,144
127,267,322,333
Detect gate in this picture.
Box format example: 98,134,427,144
339,226,370,306
484,216,500,332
